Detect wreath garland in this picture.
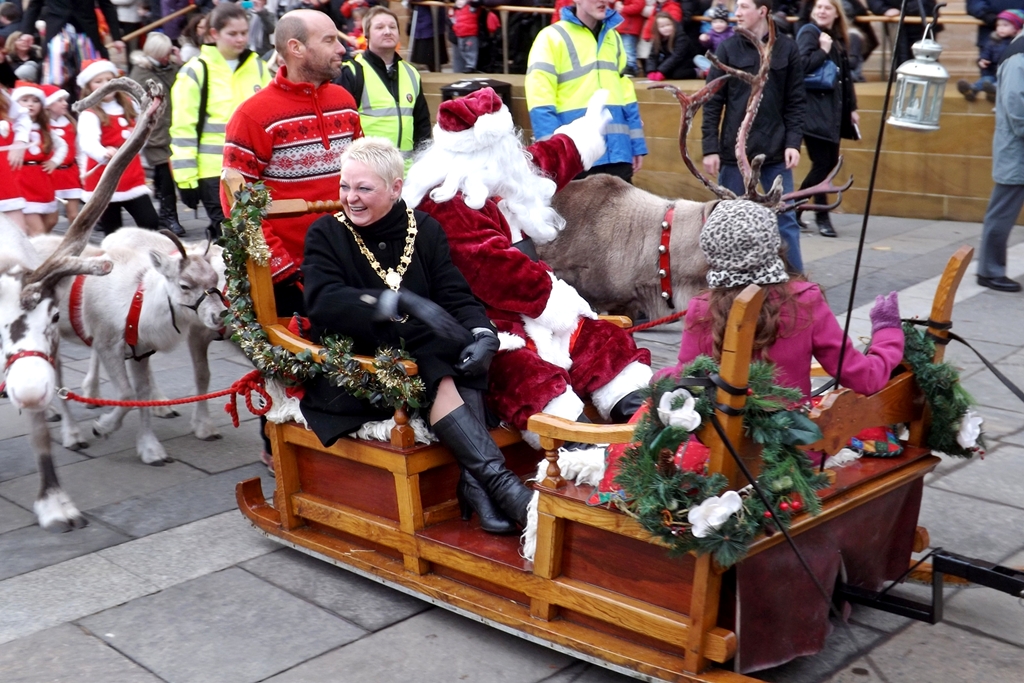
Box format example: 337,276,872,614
222,181,426,410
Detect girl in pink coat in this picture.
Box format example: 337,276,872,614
656,200,904,399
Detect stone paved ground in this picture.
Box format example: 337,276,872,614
2,209,1024,683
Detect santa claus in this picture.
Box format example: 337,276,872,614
403,87,652,446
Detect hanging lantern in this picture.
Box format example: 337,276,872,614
887,24,949,131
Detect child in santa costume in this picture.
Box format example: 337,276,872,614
77,59,159,234
404,87,653,447
42,84,82,224
0,87,31,232
11,81,67,236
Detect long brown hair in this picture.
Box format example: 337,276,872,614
650,13,679,60
692,277,812,362
79,82,137,127
25,99,53,156
801,0,850,50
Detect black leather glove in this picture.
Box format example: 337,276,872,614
373,290,472,343
179,186,200,210
455,328,499,376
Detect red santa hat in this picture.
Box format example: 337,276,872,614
10,80,45,105
76,59,120,90
39,83,69,107
434,87,514,154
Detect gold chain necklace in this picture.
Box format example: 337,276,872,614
337,207,418,292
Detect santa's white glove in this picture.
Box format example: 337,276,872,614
553,89,611,171
526,275,596,336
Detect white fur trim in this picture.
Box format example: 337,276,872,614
351,417,434,445
433,107,514,155
824,448,862,469
553,90,611,171
591,361,653,420
496,331,526,352
520,387,585,450
76,60,119,89
0,197,26,212
46,89,69,107
82,184,152,203
521,275,595,369
264,378,308,427
23,200,57,215
55,188,83,199
11,85,45,105
519,491,541,562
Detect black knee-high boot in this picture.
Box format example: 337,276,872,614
432,404,533,528
452,388,517,535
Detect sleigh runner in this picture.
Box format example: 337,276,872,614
226,166,985,680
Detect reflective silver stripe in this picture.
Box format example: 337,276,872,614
629,127,645,139
526,62,558,76
198,144,224,155
257,59,265,80
171,137,197,147
555,61,620,83
183,66,199,84
204,123,227,133
171,159,197,169
552,25,580,71
400,62,420,99
362,107,414,118
605,123,631,136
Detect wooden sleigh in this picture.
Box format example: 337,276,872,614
226,171,973,680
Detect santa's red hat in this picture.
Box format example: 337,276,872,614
39,83,69,107
11,80,45,105
76,59,120,90
434,87,514,154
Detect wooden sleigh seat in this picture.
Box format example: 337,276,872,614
227,167,973,681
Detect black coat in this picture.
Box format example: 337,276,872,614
702,31,806,166
795,24,857,143
300,201,493,446
23,0,122,57
647,28,698,80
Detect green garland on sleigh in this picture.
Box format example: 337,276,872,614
614,357,831,569
221,181,425,410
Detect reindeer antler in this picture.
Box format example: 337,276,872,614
654,77,736,200
160,229,189,259
26,78,167,285
779,157,854,212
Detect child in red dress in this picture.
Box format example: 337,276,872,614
0,88,30,233
12,81,67,236
42,84,82,225
76,59,158,235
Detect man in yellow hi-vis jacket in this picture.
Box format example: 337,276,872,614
170,3,270,236
526,0,647,184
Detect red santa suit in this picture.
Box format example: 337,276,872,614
41,84,81,200
78,99,150,203
406,88,652,442
9,82,67,215
0,92,30,212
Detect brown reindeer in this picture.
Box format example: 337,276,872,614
539,23,852,320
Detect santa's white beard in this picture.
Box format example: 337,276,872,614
403,131,566,244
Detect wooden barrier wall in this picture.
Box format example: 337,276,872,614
420,73,1012,224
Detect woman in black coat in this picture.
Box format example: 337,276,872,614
301,138,532,535
646,13,698,80
796,0,859,237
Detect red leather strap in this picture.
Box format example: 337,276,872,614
4,349,56,371
658,206,675,309
69,274,93,347
125,282,145,349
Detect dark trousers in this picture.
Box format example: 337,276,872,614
576,161,634,185
152,162,176,210
198,177,226,238
978,183,1024,279
800,135,841,207
97,194,160,234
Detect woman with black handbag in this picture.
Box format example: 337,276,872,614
796,0,859,237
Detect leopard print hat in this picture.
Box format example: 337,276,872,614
700,200,790,289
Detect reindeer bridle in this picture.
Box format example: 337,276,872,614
0,350,57,395
180,287,230,313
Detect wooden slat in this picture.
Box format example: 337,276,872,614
530,512,564,620
290,492,416,555
527,414,637,445
268,422,302,531
538,491,669,546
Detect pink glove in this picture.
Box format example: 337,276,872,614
869,291,901,334
648,72,665,81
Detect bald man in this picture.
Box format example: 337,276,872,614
221,10,363,472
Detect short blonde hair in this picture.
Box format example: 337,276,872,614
142,32,173,61
340,137,404,187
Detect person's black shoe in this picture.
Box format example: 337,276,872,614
797,212,814,233
457,470,517,535
977,275,1022,292
957,79,977,102
981,80,997,102
816,212,837,238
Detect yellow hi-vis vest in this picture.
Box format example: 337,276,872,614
350,53,420,162
170,46,270,188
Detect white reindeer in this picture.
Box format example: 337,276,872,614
0,77,166,530
38,230,226,464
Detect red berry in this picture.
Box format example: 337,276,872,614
779,501,790,512
763,511,773,519
791,500,803,511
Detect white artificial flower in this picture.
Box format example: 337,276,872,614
687,490,743,538
956,410,983,449
657,388,702,431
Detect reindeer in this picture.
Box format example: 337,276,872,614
36,227,226,464
539,23,852,321
0,78,165,531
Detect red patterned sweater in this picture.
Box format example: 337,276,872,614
221,66,363,281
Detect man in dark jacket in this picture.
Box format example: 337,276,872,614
23,0,123,59
701,0,807,272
